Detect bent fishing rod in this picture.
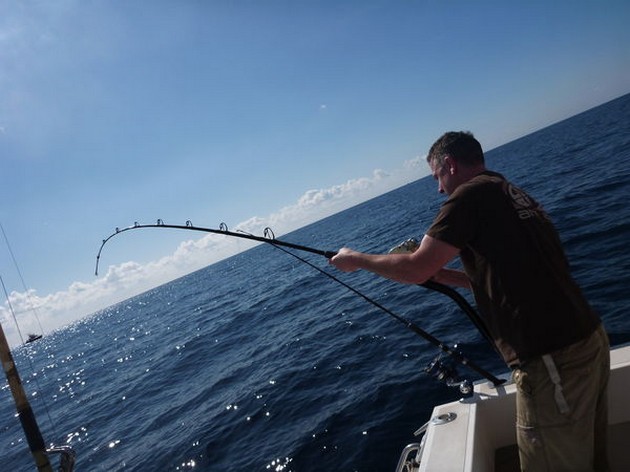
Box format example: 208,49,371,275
95,220,504,386
95,220,336,274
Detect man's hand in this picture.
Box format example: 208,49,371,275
329,247,361,272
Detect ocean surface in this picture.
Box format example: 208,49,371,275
2,93,630,472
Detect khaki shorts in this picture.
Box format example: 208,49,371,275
512,324,610,472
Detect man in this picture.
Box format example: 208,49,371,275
329,131,609,472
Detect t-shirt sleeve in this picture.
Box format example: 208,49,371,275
426,186,478,249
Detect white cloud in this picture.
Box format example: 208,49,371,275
1,160,430,347
403,155,426,170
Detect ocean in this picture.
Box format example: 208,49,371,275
2,93,630,471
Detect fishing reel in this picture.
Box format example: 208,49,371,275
425,347,473,396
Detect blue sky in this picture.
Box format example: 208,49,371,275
1,1,629,345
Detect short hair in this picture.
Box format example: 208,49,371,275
426,131,484,167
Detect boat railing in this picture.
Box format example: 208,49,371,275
395,443,423,472
394,418,433,472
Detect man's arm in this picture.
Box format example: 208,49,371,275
329,235,461,285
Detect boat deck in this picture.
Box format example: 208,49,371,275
495,420,630,472
414,344,630,472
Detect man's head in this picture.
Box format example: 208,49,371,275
426,131,485,195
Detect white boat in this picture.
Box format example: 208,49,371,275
396,343,630,472
25,333,43,344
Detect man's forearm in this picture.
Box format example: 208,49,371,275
330,235,462,285
331,249,432,284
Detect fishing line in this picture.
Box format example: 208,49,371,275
1,275,26,344
96,221,504,385
0,222,46,335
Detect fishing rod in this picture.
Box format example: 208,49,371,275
95,220,335,275
97,221,495,348
96,220,504,386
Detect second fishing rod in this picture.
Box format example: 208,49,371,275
96,221,505,387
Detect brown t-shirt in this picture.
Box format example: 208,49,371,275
426,171,599,365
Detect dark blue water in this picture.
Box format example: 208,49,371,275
2,93,630,471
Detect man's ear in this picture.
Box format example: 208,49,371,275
443,155,457,175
